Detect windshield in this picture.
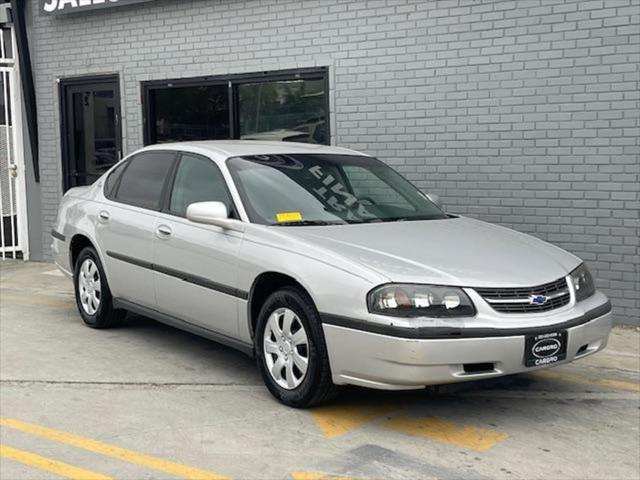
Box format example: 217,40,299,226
227,154,447,226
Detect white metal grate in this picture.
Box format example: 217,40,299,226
0,24,27,260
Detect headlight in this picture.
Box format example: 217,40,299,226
367,284,476,318
570,264,595,302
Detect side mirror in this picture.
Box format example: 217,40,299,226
426,193,444,211
186,201,244,232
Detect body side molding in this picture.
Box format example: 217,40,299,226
106,251,249,300
50,230,66,242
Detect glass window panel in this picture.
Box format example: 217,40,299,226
115,152,175,210
0,72,11,126
238,79,327,144
1,27,12,59
342,165,412,209
71,89,117,183
169,153,232,217
228,154,446,225
104,160,128,199
150,85,230,143
93,90,117,168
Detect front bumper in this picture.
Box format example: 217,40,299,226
322,298,613,390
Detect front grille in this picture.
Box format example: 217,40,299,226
474,277,571,314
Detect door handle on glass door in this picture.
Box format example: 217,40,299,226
156,225,172,237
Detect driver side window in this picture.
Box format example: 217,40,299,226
169,153,232,217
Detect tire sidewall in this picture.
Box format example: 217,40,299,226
255,288,327,407
73,247,111,327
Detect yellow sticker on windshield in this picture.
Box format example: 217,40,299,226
276,212,303,223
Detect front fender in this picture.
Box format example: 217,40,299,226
237,234,383,344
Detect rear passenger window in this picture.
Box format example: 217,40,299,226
169,153,232,217
114,152,176,210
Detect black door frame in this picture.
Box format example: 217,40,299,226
59,74,122,192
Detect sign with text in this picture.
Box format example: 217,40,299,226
41,0,154,15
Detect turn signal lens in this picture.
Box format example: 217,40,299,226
378,288,414,309
368,284,475,318
379,290,398,309
394,288,412,309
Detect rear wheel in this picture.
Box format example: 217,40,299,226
255,287,339,408
73,246,125,329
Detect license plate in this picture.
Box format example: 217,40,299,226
525,330,568,367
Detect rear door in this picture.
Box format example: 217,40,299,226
96,150,177,308
152,152,244,338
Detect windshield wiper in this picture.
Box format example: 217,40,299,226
381,215,448,222
272,220,344,227
346,218,383,224
347,215,447,224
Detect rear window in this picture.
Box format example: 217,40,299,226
114,152,176,210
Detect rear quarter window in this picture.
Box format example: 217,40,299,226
104,160,129,199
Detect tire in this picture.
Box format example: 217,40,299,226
73,246,125,329
255,286,339,408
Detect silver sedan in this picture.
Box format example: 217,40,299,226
51,141,613,407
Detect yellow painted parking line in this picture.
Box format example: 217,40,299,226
311,403,401,438
382,416,508,452
0,292,73,308
292,472,360,480
0,418,230,480
0,444,112,480
533,370,640,392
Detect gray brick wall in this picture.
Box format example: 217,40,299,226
27,0,639,324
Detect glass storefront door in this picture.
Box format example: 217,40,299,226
61,76,122,190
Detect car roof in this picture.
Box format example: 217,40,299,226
141,140,366,159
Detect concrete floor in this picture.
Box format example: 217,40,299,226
0,260,639,480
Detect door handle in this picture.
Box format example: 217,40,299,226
156,225,172,237
98,211,110,222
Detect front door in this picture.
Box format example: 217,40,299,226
61,76,122,191
153,152,243,338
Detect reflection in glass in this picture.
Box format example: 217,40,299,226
1,27,12,59
72,90,117,183
239,79,327,144
228,154,446,225
150,85,230,143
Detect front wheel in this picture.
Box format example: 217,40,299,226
255,287,339,408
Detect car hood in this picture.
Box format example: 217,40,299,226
283,216,581,287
